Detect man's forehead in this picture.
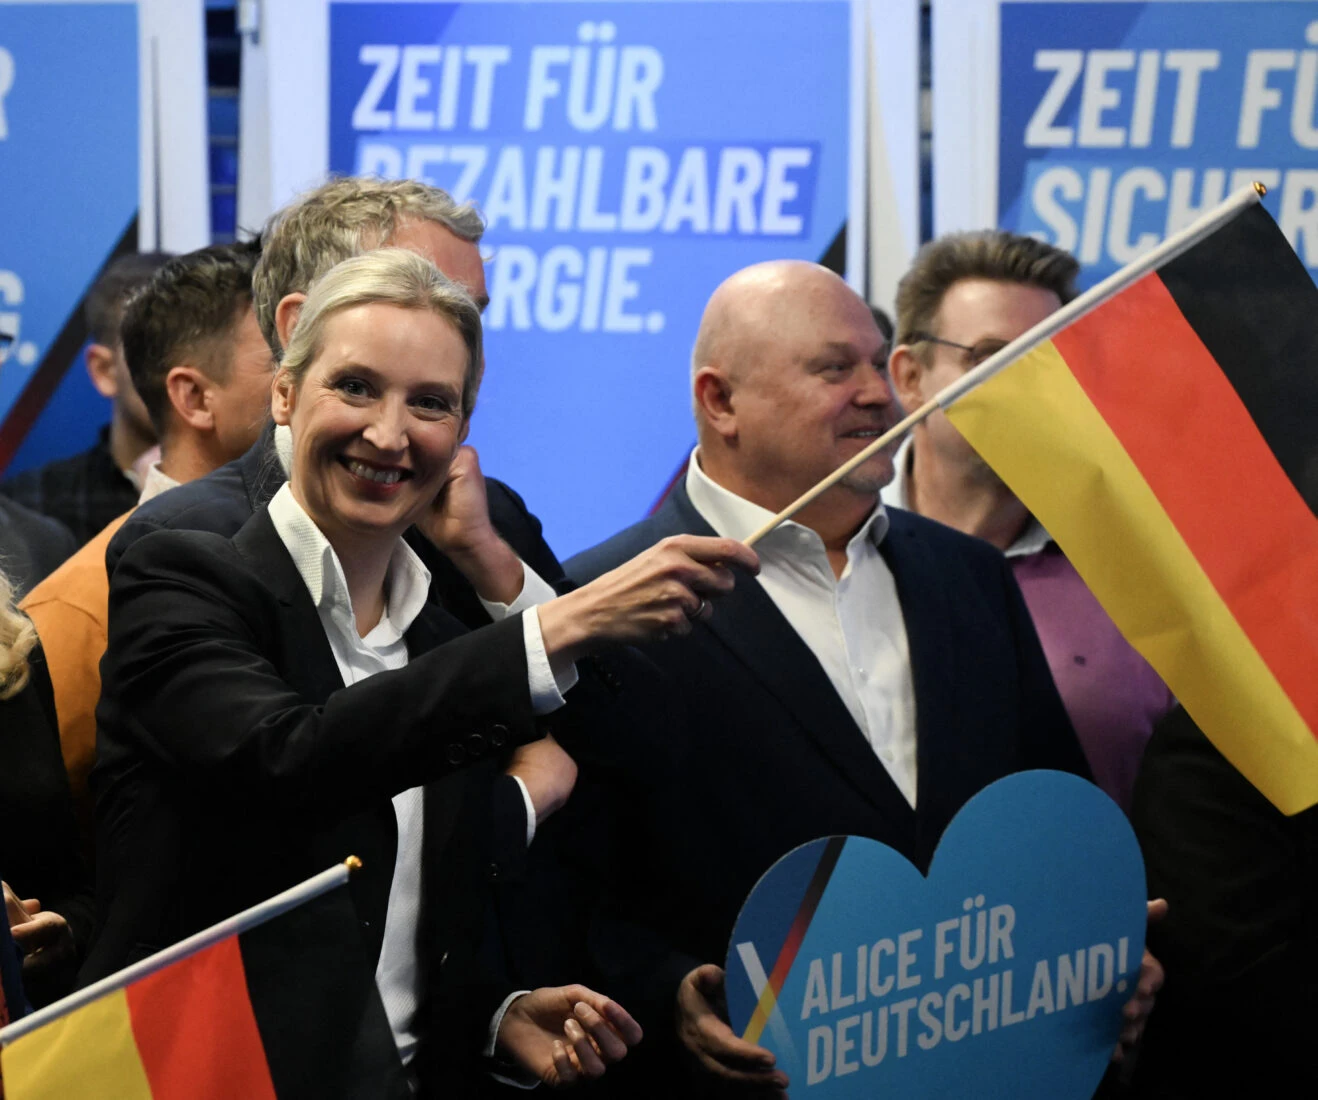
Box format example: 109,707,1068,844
792,291,885,351
935,277,1060,337
389,219,483,277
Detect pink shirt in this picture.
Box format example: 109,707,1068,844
882,440,1176,814
1011,545,1175,815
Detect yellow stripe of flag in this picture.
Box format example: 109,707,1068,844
946,342,1318,815
1,989,153,1100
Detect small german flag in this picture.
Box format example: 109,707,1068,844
0,863,408,1099
944,198,1318,815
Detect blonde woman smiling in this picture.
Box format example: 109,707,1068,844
92,248,757,1091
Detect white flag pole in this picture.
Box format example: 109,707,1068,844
743,183,1267,549
0,856,361,1047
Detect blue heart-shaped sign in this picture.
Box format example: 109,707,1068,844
725,771,1146,1098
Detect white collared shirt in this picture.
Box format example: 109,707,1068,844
685,452,919,807
267,482,572,1066
881,438,1052,558
137,463,179,506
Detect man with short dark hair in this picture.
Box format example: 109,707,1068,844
21,241,271,850
2,253,171,544
121,241,272,483
885,230,1175,813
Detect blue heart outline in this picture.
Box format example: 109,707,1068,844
725,770,1148,1098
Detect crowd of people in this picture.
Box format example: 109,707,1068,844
0,175,1312,1097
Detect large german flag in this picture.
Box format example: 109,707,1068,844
1,878,407,1099
945,201,1318,815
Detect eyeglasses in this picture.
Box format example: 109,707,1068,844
908,333,1009,368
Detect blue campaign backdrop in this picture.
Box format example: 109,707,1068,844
725,771,1147,1098
328,0,852,556
0,3,138,474
999,1,1318,290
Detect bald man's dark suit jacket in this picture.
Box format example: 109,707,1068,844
565,483,1089,1095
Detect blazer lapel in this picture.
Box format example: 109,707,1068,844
667,487,913,821
232,508,344,704
232,507,401,958
881,511,967,863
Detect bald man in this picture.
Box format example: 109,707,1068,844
566,262,1100,1097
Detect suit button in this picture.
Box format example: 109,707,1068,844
488,862,500,880
446,742,464,765
490,723,509,748
593,658,622,691
466,732,487,756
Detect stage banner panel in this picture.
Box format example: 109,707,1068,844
935,0,1317,291
0,1,139,472
328,0,855,556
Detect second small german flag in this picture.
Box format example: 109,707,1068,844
1,881,407,1099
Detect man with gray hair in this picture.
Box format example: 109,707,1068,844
251,175,489,358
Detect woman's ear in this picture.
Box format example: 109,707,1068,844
274,293,307,352
270,368,296,426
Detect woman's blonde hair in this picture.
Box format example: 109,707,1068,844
279,248,484,420
0,569,38,700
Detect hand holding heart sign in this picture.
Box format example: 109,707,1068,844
724,771,1152,1099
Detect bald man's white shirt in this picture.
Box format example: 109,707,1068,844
685,451,918,806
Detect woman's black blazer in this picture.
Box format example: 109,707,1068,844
86,505,541,982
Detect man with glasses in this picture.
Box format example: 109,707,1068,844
885,231,1175,815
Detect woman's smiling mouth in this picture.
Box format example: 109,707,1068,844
340,457,411,486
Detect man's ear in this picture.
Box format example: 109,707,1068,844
274,292,307,351
164,366,214,433
270,367,296,427
887,345,928,412
85,343,119,398
693,367,737,439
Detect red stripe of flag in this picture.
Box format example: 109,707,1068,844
1053,273,1318,734
125,935,277,1100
